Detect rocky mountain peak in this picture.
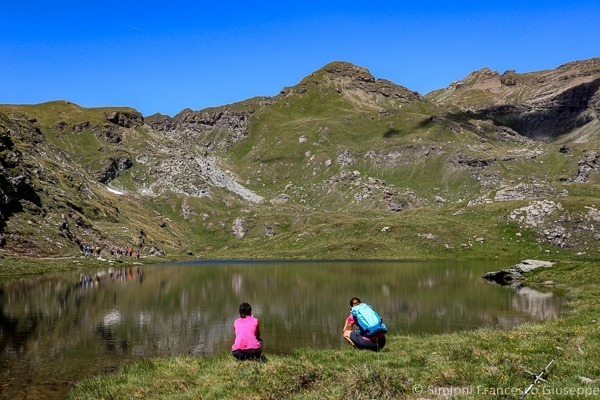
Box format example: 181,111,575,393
449,67,501,91
319,61,376,82
469,67,500,80
280,61,423,104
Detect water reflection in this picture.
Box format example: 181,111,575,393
512,286,561,320
79,265,143,288
0,260,564,400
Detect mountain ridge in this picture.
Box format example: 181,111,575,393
1,58,599,262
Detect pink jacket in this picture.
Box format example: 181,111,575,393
232,316,261,351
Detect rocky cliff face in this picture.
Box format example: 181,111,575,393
0,114,42,245
149,104,260,152
476,77,600,140
427,58,600,141
0,106,156,256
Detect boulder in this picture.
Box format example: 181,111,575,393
483,259,554,286
270,194,290,205
232,217,245,238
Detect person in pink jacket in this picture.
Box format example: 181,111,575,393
232,303,263,360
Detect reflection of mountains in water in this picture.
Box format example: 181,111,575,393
511,286,563,320
490,286,563,329
382,273,563,333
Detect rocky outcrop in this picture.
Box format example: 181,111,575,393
105,110,144,128
507,200,590,248
483,259,554,286
495,183,568,202
232,217,245,238
151,106,255,152
493,126,535,144
451,151,504,189
455,153,496,168
509,200,563,228
263,224,276,237
144,113,173,131
54,121,90,133
83,110,144,144
325,170,424,211
0,114,51,250
570,151,599,183
92,124,123,143
95,155,134,184
270,194,290,205
136,149,264,203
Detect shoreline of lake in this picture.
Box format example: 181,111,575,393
68,260,600,399
0,252,530,278
1,259,566,399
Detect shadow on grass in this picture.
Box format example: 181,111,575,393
382,128,404,138
234,354,268,363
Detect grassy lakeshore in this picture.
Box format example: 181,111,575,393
0,253,184,277
69,261,600,400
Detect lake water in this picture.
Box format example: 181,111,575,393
0,260,564,399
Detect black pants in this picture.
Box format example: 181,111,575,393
232,340,263,360
350,331,386,352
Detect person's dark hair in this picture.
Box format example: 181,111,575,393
239,303,252,318
349,297,361,307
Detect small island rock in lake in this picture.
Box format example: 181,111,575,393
483,259,554,287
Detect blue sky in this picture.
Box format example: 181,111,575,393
1,1,599,116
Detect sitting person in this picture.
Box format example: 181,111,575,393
343,297,387,351
232,302,263,360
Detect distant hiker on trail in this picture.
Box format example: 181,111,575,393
343,297,387,351
232,303,263,360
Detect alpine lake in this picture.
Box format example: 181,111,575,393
0,259,565,399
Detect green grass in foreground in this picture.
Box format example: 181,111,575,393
69,261,600,399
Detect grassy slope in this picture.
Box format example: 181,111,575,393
68,261,600,399
2,101,599,264
185,92,600,260
223,70,450,199
2,73,599,264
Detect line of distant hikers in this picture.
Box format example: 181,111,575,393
231,297,387,361
80,243,141,260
